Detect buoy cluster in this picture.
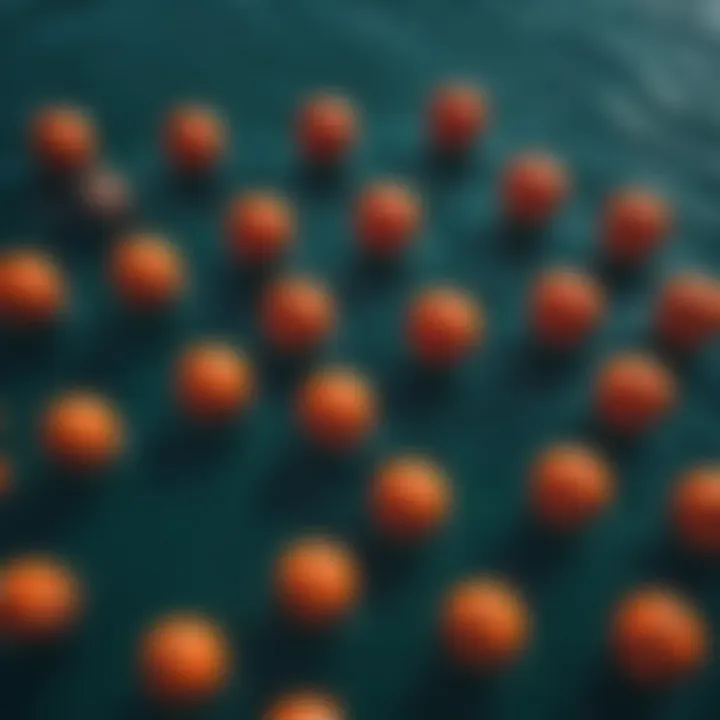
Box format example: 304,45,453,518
0,83,718,715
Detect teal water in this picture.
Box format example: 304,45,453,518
1,1,720,718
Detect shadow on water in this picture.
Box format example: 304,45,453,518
486,519,575,593
0,641,79,720
417,145,487,184
511,335,588,389
489,217,546,263
575,663,663,720
242,614,338,713
143,414,247,487
289,162,353,201
355,529,426,600
0,327,65,394
339,249,409,306
164,167,223,205
381,363,456,418
259,436,367,522
402,651,492,720
0,469,101,553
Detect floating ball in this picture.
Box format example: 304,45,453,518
139,613,232,705
441,577,530,671
77,166,132,225
264,692,344,720
369,455,452,542
407,286,484,366
110,232,185,310
529,269,605,348
672,466,720,555
529,444,614,530
602,189,672,264
175,342,255,422
655,272,720,351
260,276,336,353
162,105,227,173
0,249,67,325
226,192,296,265
354,182,421,257
296,93,359,164
296,368,378,451
501,152,569,225
0,555,83,641
429,81,489,153
274,537,361,628
30,105,97,172
40,391,124,472
611,588,708,684
595,353,676,435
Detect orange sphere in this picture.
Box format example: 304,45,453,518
354,182,421,257
274,537,361,627
110,232,185,310
529,444,614,530
602,189,672,264
139,613,232,705
672,465,720,555
296,368,378,451
162,105,227,173
30,106,97,172
656,273,720,351
175,342,255,421
296,94,359,164
226,192,295,265
264,691,345,720
501,152,570,225
429,82,489,152
441,577,530,671
0,249,67,325
595,353,676,435
530,269,605,348
40,391,124,472
260,277,336,353
0,555,82,641
407,287,484,366
370,455,452,541
611,587,708,684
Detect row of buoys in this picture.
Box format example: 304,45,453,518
0,83,717,717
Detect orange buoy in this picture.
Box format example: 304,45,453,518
274,537,361,627
0,555,83,641
296,93,359,164
602,189,672,265
595,353,676,435
139,613,232,705
369,455,452,541
0,455,13,498
672,465,720,555
260,276,336,353
0,249,67,325
110,232,185,310
501,152,569,225
30,106,97,172
296,368,378,451
429,82,489,153
655,273,720,351
162,105,227,173
441,577,530,671
226,191,295,265
529,269,605,348
40,391,124,472
175,342,255,421
407,287,484,366
264,691,345,720
529,444,614,530
610,587,708,684
354,182,421,257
